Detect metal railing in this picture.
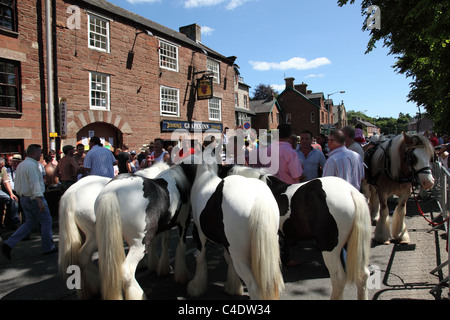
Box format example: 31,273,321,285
430,160,449,297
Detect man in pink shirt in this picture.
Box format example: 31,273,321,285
266,124,303,184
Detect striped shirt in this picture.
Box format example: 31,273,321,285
322,146,365,190
83,145,117,178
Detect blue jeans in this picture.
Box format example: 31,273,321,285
4,196,55,253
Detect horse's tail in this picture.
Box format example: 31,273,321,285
249,196,285,300
346,189,372,285
96,192,126,300
58,190,82,279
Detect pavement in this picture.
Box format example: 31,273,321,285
0,190,448,300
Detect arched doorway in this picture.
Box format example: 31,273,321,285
76,122,122,151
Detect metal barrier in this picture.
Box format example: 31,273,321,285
429,160,449,297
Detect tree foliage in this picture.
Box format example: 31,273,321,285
347,110,412,135
251,84,278,101
338,0,450,134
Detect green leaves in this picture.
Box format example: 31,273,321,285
338,0,450,133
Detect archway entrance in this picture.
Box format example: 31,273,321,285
76,122,122,151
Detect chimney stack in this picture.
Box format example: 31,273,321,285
295,82,308,94
179,23,201,43
285,77,295,89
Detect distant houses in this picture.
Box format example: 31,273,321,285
249,77,379,137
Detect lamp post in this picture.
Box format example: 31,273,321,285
327,91,345,99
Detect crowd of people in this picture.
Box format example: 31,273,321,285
2,126,448,261
426,131,449,169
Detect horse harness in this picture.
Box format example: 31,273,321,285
364,137,432,188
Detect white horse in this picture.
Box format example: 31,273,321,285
229,165,372,300
186,163,284,300
363,133,435,244
95,164,192,300
58,163,169,299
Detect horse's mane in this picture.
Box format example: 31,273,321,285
371,133,434,179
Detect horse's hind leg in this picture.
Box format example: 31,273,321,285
147,232,161,273
187,231,208,297
122,241,146,300
357,266,370,300
391,191,410,243
157,230,171,276
322,251,346,300
78,234,100,299
223,250,244,296
174,225,190,284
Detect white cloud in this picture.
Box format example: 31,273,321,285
183,0,250,9
249,57,331,71
201,26,215,36
225,0,251,10
184,0,225,8
305,73,325,78
126,0,161,3
270,84,285,92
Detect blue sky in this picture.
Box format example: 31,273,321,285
107,0,418,119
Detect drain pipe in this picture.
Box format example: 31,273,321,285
45,0,56,152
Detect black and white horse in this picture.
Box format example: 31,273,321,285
58,163,168,299
94,164,192,300
229,166,372,300
186,163,285,300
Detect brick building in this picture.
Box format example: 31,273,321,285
0,0,238,158
249,96,281,133
277,77,334,136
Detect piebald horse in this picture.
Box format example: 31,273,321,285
58,163,169,299
95,164,192,300
229,166,372,300
362,132,435,244
186,163,285,300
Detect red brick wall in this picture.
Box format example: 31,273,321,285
0,0,47,151
278,90,320,136
1,0,236,154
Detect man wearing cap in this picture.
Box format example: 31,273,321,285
1,144,56,260
55,145,80,193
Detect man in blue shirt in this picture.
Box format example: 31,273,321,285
83,136,118,178
296,130,326,181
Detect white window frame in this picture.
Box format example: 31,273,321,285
89,71,110,111
208,97,221,121
160,85,179,117
207,58,220,84
286,113,292,124
159,39,179,72
88,13,110,52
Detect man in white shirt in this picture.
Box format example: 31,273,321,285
1,144,56,260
